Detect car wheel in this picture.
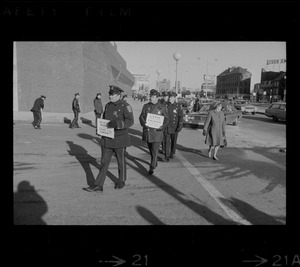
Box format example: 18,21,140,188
252,112,256,115
232,118,238,126
272,116,278,121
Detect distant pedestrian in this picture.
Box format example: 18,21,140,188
85,85,134,192
94,93,103,127
69,93,81,129
202,102,226,160
30,95,46,129
122,94,128,103
159,91,169,154
139,89,169,175
163,91,183,161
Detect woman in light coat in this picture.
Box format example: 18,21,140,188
203,102,226,160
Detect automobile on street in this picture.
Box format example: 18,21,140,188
234,100,257,115
264,102,286,121
183,101,243,127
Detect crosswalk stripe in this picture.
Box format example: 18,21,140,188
176,151,252,225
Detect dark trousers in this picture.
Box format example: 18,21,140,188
32,111,42,127
164,132,178,158
147,142,160,168
95,113,102,127
70,110,79,127
94,147,126,187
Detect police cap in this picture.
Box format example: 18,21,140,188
41,95,46,99
149,89,159,96
168,91,177,97
109,85,124,95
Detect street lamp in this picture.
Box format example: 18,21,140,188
263,91,266,103
173,52,181,95
156,70,161,91
253,92,256,103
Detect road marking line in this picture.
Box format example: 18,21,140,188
176,151,252,225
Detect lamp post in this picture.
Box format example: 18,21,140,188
263,91,266,103
156,70,161,91
173,52,181,95
253,92,256,103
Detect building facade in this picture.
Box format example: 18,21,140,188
216,66,252,99
13,42,135,113
132,73,150,97
258,69,286,102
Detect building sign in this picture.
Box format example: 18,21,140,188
266,59,286,65
203,74,215,82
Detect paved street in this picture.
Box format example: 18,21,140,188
13,99,286,225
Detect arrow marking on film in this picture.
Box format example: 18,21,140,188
99,255,126,266
243,255,268,266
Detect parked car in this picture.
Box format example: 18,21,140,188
234,100,257,115
264,102,286,121
178,97,196,114
183,102,243,127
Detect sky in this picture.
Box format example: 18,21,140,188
114,42,286,92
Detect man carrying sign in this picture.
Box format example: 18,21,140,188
85,85,134,192
139,89,169,175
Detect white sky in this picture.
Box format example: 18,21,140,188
114,42,286,91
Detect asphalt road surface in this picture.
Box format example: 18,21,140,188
13,101,286,225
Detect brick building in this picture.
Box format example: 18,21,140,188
13,42,135,113
216,66,252,99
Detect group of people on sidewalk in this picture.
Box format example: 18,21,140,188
31,85,226,193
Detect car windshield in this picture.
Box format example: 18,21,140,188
199,103,237,112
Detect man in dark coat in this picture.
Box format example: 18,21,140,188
94,93,103,127
159,91,169,154
69,93,81,129
139,89,169,175
85,85,134,192
163,91,183,161
30,95,46,129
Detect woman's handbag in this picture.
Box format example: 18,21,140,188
221,136,227,148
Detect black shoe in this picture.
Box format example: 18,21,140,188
115,181,125,189
149,167,154,175
75,126,81,128
169,154,174,159
161,157,169,162
159,149,165,154
84,186,103,192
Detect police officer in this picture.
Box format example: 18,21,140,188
70,93,81,129
31,95,46,129
85,85,134,192
159,91,169,154
163,91,183,161
139,89,169,175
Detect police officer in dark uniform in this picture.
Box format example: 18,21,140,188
70,93,81,129
139,89,169,175
31,95,46,129
159,91,169,154
163,91,183,161
85,85,134,192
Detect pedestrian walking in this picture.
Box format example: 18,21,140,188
202,102,226,160
94,93,103,127
139,89,169,175
162,91,183,161
30,95,46,129
85,85,134,192
69,93,81,129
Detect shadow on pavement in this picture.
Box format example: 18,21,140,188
220,197,285,225
73,136,120,185
135,205,166,225
125,159,237,225
80,117,95,128
14,180,48,225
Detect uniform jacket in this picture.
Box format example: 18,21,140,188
72,98,80,112
101,100,134,148
139,102,169,143
165,101,184,134
94,98,103,114
203,110,226,146
31,97,44,112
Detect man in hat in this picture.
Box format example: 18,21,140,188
159,91,169,154
85,85,134,192
163,91,183,161
139,89,169,175
70,93,81,129
30,95,46,129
